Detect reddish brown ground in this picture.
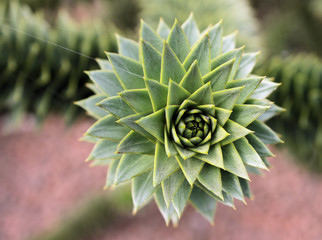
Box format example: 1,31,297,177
1,115,322,240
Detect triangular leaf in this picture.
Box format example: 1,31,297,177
117,112,155,141
188,82,213,105
97,96,135,119
208,20,223,58
161,42,186,85
115,154,154,184
215,107,232,126
168,19,190,62
246,133,275,157
212,87,243,110
182,13,200,46
86,115,130,141
234,137,267,169
107,53,144,89
132,170,156,213
167,80,190,106
257,104,284,122
172,179,192,217
140,20,163,52
157,18,171,39
198,164,223,199
136,109,165,143
86,70,123,97
203,58,235,92
180,60,204,93
87,139,121,161
162,170,185,206
105,159,121,188
222,32,237,53
116,35,139,61
75,95,107,119
154,141,180,185
195,143,224,168
210,125,230,145
119,89,153,113
226,77,263,104
230,104,269,127
221,170,245,202
154,188,177,225
190,186,217,224
235,52,259,79
183,34,210,76
176,156,205,185
239,177,253,199
222,143,249,180
221,120,253,145
141,40,162,80
211,47,244,81
250,79,281,99
96,58,113,70
117,131,155,155
145,79,168,111
248,120,283,144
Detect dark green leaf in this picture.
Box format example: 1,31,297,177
183,34,210,76
234,137,267,169
162,170,185,206
136,108,165,143
86,70,123,97
97,96,135,119
190,186,217,224
248,120,283,144
212,87,243,110
226,77,263,104
117,131,155,155
145,79,168,111
140,20,163,52
204,58,235,91
168,19,190,62
141,40,162,80
86,115,130,141
180,60,204,93
235,52,259,79
222,143,249,180
176,156,205,185
154,141,180,185
132,170,156,213
198,164,223,199
182,13,200,46
221,120,253,145
230,104,269,127
107,53,144,89
119,89,153,113
88,139,121,160
115,154,154,184
161,42,186,84
172,179,192,217
116,35,139,61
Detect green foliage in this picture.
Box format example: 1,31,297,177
79,16,282,224
251,0,322,57
0,2,117,128
256,54,322,171
138,0,261,50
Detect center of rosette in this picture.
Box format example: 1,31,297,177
171,108,217,148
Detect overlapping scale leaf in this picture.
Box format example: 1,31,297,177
79,15,282,226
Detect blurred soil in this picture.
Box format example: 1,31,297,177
1,115,322,240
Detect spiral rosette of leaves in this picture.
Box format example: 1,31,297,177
78,15,283,225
